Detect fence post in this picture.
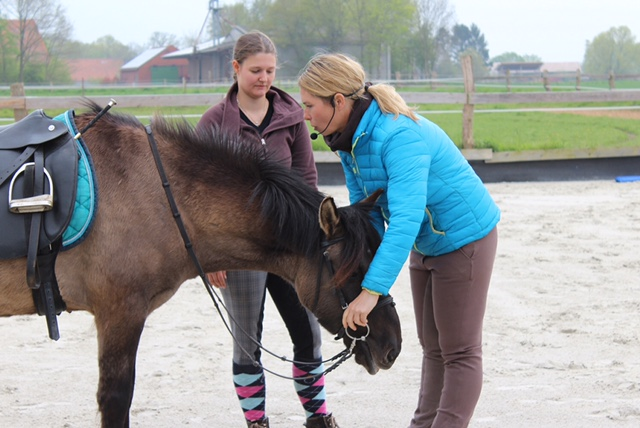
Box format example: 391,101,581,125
506,69,511,92
609,71,616,90
461,55,475,149
575,69,581,91
542,70,550,91
10,83,28,121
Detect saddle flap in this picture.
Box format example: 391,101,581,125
0,122,78,259
0,110,69,150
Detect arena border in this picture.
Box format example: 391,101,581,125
314,150,640,185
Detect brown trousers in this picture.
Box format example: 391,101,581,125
408,227,498,428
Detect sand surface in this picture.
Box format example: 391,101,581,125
1,180,639,427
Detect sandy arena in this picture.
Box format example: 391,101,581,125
1,180,639,427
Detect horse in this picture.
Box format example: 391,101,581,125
0,102,402,427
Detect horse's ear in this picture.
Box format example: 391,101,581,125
358,189,383,211
319,196,342,238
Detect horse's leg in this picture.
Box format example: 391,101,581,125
94,309,146,428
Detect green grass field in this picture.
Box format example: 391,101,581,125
423,109,640,152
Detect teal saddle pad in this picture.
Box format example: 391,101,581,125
53,110,98,250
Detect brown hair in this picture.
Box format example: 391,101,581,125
232,31,277,80
298,53,418,121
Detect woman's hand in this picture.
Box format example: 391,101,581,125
342,289,379,331
206,271,227,288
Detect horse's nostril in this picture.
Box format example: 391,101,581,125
387,348,400,364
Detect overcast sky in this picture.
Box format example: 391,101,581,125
58,0,640,63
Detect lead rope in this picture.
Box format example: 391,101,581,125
144,124,353,383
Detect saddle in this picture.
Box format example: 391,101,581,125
0,109,78,340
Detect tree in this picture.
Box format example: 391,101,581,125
408,0,455,78
346,0,415,79
451,23,489,65
491,52,542,63
260,0,318,78
311,0,349,52
0,19,20,82
39,3,72,82
147,32,179,49
433,27,457,76
583,26,640,75
218,1,258,32
0,0,70,83
87,35,139,61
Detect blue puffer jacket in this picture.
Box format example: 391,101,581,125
337,100,501,295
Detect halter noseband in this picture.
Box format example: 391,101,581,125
318,237,396,343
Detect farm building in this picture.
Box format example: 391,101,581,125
163,26,245,84
120,46,189,84
164,21,393,84
65,59,123,84
491,62,582,76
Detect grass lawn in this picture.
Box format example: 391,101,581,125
424,110,640,152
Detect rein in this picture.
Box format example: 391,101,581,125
144,125,359,382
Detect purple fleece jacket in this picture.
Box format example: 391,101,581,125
197,82,317,189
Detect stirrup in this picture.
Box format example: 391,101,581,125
8,162,54,213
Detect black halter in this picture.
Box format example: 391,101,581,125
317,238,396,343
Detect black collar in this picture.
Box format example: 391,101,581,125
325,95,372,153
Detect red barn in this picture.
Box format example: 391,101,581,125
120,46,189,84
66,58,123,84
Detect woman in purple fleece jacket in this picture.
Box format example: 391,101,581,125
299,53,500,428
197,32,338,428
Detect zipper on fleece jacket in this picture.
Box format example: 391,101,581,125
350,131,366,192
350,131,389,229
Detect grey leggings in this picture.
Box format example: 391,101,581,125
221,271,323,365
408,227,498,428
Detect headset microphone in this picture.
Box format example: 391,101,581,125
310,98,336,140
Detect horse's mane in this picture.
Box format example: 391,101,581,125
79,100,144,130
151,112,326,258
77,101,379,284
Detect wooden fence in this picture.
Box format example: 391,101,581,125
3,84,640,119
3,60,640,163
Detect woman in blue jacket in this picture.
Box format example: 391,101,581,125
299,53,500,428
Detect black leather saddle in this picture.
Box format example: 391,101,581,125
0,109,78,340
